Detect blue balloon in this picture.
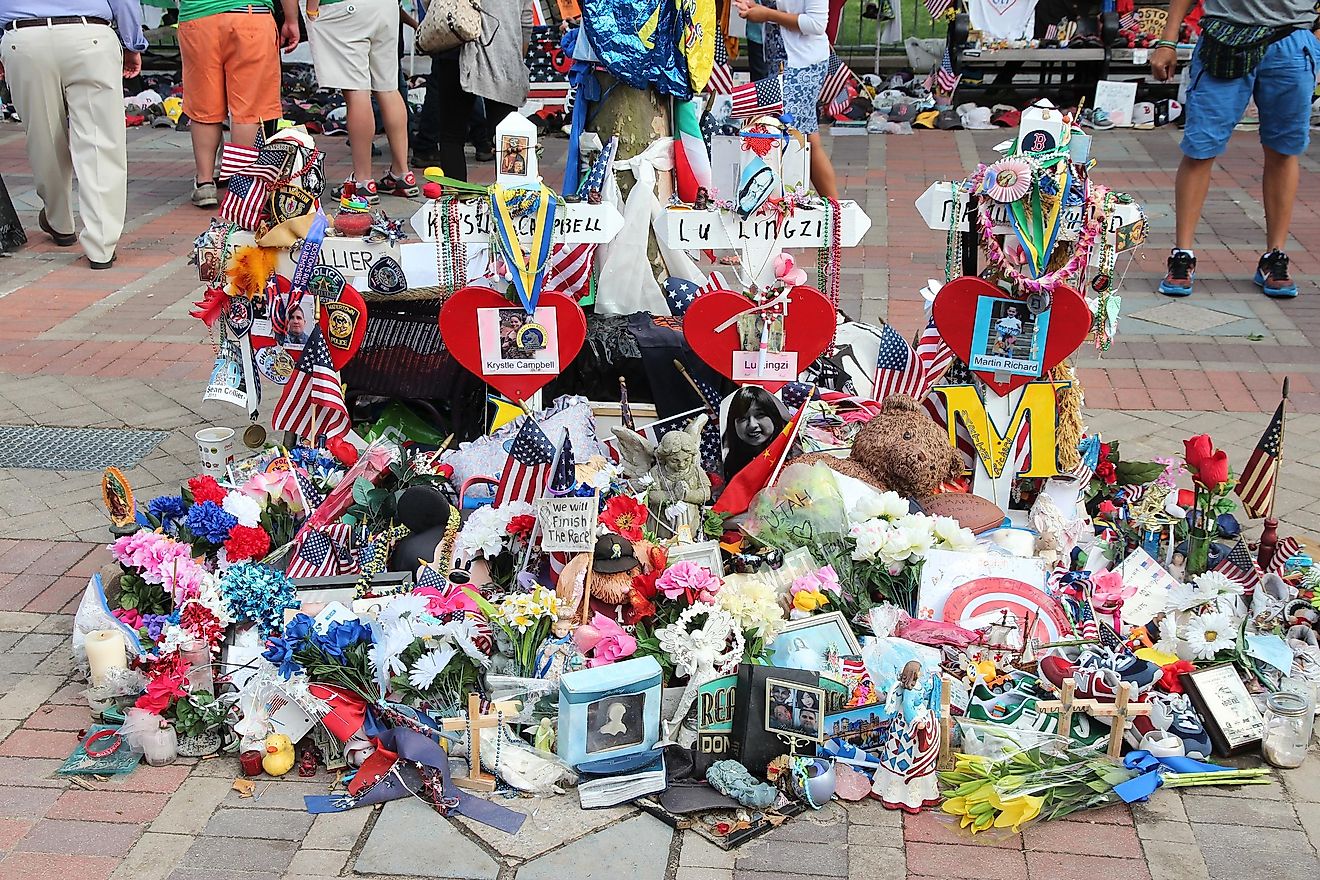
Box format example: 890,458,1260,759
583,0,692,99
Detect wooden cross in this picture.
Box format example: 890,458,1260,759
1037,679,1152,759
440,694,522,792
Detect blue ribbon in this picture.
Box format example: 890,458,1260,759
1113,750,1232,803
289,211,328,294
562,28,602,195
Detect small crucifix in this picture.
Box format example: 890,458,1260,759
440,694,522,792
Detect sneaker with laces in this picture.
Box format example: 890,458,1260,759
379,170,420,198
356,178,380,206
191,180,219,209
1254,249,1298,298
1159,250,1196,297
1077,647,1159,691
1125,692,1212,758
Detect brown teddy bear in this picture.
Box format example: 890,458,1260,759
796,394,961,499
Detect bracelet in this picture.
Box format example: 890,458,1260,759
1155,40,1178,50
83,729,122,758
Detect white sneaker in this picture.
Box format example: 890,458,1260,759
191,180,219,208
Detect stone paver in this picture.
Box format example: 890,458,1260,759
0,107,1318,880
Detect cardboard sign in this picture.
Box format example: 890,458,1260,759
537,495,598,553
409,200,623,244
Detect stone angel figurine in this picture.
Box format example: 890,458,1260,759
611,415,711,535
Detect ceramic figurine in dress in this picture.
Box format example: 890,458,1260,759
871,660,942,812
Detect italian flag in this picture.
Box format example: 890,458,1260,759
674,98,712,205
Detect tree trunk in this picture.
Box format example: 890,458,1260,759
587,75,671,276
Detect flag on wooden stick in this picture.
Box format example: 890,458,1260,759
1236,388,1286,519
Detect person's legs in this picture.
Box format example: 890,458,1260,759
1261,147,1299,253
178,15,230,194
374,90,411,175
807,133,839,200
1173,155,1215,251
1,26,76,235
412,54,445,162
747,39,769,82
433,56,474,181
343,90,377,183
62,24,128,265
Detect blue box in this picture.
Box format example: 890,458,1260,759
556,656,662,770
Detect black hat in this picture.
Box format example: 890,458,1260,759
594,533,638,573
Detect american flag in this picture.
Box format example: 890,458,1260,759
494,418,555,507
707,26,735,95
819,54,856,111
925,0,953,18
218,135,287,231
1236,399,1284,519
730,75,785,119
271,328,350,442
1266,536,1302,577
1043,23,1060,41
872,320,952,401
933,45,961,96
1118,12,1138,30
1213,536,1263,591
663,277,701,316
546,136,616,300
286,523,356,579
547,430,576,496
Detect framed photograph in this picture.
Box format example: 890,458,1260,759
1181,664,1265,756
765,611,862,672
968,294,1048,378
585,691,646,755
476,306,561,375
665,540,725,579
499,134,531,177
764,678,825,743
824,703,892,752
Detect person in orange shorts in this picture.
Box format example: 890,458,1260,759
178,0,300,208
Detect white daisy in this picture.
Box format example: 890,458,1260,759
1182,610,1237,660
1194,570,1243,599
408,646,458,692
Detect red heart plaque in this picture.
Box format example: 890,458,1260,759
682,286,834,392
439,286,587,404
318,282,368,371
932,276,1090,397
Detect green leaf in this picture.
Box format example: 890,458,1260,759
120,594,138,611
351,477,374,506
1114,461,1165,485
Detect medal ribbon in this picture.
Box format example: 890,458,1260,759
289,210,329,295
490,184,557,314
1008,162,1070,278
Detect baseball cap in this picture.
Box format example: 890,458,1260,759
936,108,964,130
958,103,996,130
913,110,939,129
887,101,918,124
1132,101,1156,129
990,104,1021,127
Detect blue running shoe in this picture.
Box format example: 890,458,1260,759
1158,250,1196,297
1255,250,1298,298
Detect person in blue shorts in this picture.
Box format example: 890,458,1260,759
1152,0,1319,299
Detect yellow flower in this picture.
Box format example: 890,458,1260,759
993,795,1043,831
793,590,829,612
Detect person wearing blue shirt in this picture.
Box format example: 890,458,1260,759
0,0,146,269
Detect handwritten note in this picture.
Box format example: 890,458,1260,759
537,495,597,553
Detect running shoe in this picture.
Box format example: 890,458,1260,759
1159,250,1196,297
1254,249,1298,298
1077,647,1160,691
1125,692,1212,759
378,170,420,198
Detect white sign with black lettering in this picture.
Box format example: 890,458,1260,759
537,495,597,553
408,200,624,244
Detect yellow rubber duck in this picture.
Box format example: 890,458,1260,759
262,733,296,777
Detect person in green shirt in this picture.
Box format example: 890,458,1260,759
177,0,300,208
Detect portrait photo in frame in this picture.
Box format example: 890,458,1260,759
1180,663,1265,756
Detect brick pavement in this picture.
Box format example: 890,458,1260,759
0,119,1318,879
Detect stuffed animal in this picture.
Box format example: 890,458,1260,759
555,534,660,630
796,394,961,499
262,733,296,776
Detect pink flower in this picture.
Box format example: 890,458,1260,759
241,470,305,512
584,612,637,667
1090,570,1135,612
414,583,481,616
114,608,143,629
656,561,722,603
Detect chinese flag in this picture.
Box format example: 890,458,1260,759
713,402,806,516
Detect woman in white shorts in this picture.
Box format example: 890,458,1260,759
306,0,419,202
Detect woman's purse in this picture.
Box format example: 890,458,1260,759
1197,18,1295,79
415,0,483,54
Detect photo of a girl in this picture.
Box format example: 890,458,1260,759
722,386,791,481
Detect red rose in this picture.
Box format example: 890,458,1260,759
1183,434,1230,492
435,463,454,480
1099,442,1112,460
601,495,648,542
187,475,227,505
223,524,271,562
506,515,536,539
1095,460,1117,485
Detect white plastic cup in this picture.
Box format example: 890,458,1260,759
195,427,236,478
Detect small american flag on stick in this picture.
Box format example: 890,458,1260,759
707,27,736,96
494,417,556,507
1235,388,1286,519
270,328,350,442
730,76,785,119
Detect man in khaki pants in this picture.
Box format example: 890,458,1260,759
0,2,144,269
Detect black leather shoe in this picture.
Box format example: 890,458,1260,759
38,210,77,247
89,253,117,270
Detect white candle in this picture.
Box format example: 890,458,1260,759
86,629,127,686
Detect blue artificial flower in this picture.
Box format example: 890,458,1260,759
314,619,371,660
284,613,316,646
262,637,302,679
147,495,188,528
218,563,298,639
185,501,238,545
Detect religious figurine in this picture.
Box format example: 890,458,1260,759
533,718,557,753
612,415,711,535
871,660,942,812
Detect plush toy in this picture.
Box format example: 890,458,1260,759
389,485,459,578
796,395,961,499
555,534,660,629
262,733,296,776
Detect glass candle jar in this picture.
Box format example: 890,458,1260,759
1262,691,1313,769
181,639,214,695
141,724,178,767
